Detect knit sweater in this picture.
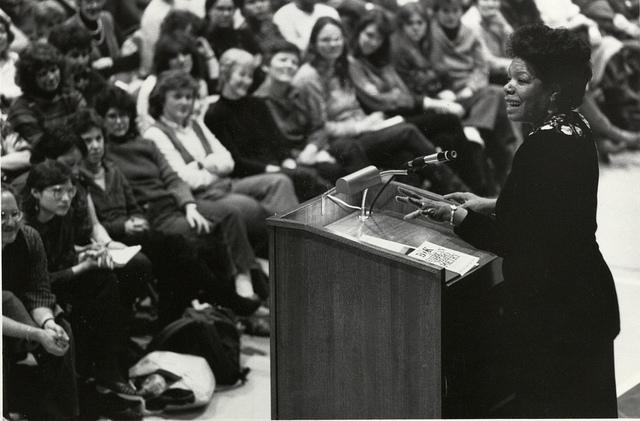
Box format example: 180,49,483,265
106,134,195,209
291,63,367,141
81,160,145,240
428,20,489,93
2,225,57,311
8,89,86,147
348,55,419,112
205,96,291,177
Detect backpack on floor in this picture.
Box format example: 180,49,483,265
147,306,249,386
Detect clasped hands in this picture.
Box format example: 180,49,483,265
39,318,70,356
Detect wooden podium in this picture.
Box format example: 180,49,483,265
267,182,496,419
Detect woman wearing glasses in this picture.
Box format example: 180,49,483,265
22,160,139,402
2,183,79,420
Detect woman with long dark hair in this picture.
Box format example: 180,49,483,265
292,16,467,193
350,10,491,194
392,2,516,189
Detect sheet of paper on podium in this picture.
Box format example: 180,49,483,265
408,240,479,276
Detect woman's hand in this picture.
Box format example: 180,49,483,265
455,87,474,101
407,198,468,226
297,144,319,165
265,164,281,173
281,158,297,169
184,203,212,234
124,216,150,235
444,192,497,215
437,90,456,101
92,57,114,70
43,319,70,350
36,327,69,356
196,36,215,59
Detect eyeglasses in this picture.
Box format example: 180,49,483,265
45,185,77,200
1,210,23,224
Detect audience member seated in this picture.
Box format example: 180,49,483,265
206,48,332,200
393,1,515,189
25,125,157,323
254,41,369,183
70,108,246,326
48,22,108,108
137,33,213,133
17,0,68,43
2,184,79,420
22,160,139,401
8,41,86,148
0,118,31,183
254,40,370,183
273,0,340,52
237,0,286,53
0,15,22,103
461,0,512,84
578,26,640,156
349,10,491,194
158,9,219,84
204,0,261,58
145,70,299,246
65,0,140,78
94,85,271,316
292,17,468,193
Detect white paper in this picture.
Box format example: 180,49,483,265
109,245,142,266
370,115,404,131
408,241,479,276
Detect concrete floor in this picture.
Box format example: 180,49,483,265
146,151,640,420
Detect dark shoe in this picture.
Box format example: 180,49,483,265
96,380,141,400
231,294,262,317
240,316,270,337
250,267,270,300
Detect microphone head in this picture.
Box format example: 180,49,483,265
441,150,457,161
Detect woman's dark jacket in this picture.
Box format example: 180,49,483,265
455,111,620,346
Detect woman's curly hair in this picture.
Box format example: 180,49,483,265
15,41,64,96
148,70,200,120
507,24,592,112
48,22,92,56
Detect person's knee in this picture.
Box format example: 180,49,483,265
266,173,295,192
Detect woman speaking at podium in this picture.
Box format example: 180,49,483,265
417,24,620,418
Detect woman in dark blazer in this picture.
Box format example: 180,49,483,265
416,24,620,418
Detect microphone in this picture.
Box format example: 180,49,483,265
406,151,457,169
